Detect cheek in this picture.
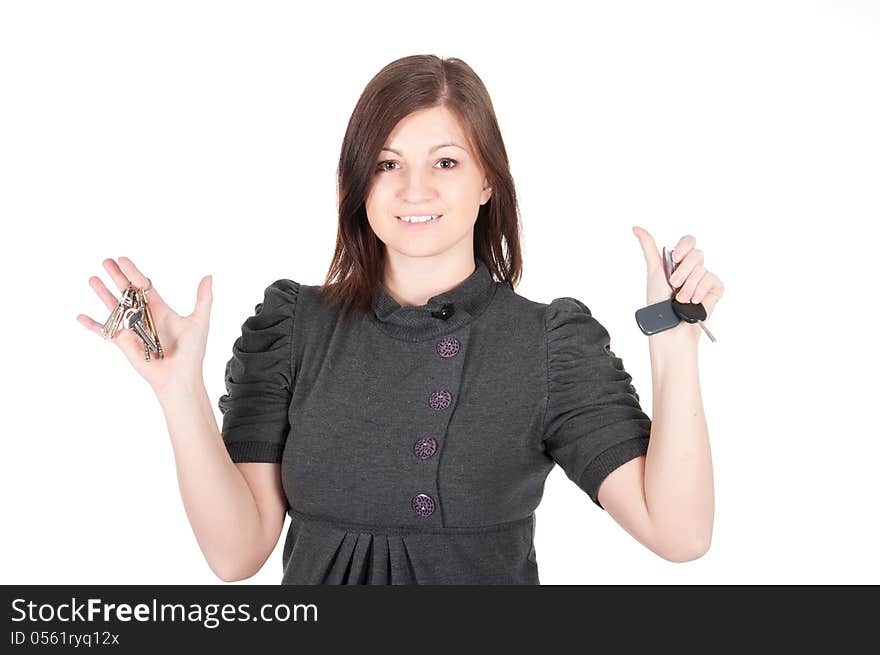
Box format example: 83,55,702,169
439,176,481,204
365,180,392,212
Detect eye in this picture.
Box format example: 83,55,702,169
375,158,459,173
376,160,399,172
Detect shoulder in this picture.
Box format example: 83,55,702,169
264,278,301,303
503,290,612,360
543,295,606,341
260,278,355,341
496,283,596,332
488,284,606,350
248,278,301,318
544,296,593,323
487,283,554,335
542,295,615,359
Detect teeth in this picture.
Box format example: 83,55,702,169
398,215,439,223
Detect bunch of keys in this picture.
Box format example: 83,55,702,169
663,246,717,342
100,283,165,360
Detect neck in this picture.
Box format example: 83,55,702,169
382,254,477,308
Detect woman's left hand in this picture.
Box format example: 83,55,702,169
632,226,724,322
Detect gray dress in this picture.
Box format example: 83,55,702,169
218,259,651,584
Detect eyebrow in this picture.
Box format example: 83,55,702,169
380,143,467,156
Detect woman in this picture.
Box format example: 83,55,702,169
78,54,722,584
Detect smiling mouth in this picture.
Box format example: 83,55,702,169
396,214,443,224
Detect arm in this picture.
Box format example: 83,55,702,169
598,323,714,562
157,378,287,581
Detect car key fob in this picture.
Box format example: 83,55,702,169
670,298,707,323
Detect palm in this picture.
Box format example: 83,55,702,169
116,303,206,389
77,257,212,394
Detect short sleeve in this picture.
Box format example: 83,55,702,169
542,297,651,509
217,279,300,463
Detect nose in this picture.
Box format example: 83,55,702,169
397,166,438,203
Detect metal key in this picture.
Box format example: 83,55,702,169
135,288,153,361
123,307,159,353
663,246,717,343
137,287,164,360
101,287,137,340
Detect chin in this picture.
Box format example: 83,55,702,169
387,241,455,258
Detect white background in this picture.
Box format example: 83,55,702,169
1,0,877,585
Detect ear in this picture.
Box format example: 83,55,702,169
480,179,492,206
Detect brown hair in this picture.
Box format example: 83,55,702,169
317,54,523,321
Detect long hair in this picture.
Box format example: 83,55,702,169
317,54,523,321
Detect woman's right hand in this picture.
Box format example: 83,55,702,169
77,257,213,396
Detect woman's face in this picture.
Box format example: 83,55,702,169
365,105,492,260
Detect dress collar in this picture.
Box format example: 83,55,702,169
370,259,499,341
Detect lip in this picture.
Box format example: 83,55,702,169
396,214,443,227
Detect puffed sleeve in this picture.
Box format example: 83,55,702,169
217,279,300,463
543,297,651,509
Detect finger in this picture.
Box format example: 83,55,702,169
102,258,132,293
671,234,697,263
631,225,662,272
698,287,719,318
192,274,213,321
116,256,150,289
77,310,142,362
117,256,168,311
691,272,717,304
669,248,704,288
89,275,122,311
697,276,724,309
76,313,107,336
675,265,707,302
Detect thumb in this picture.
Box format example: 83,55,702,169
631,225,662,270
193,274,213,320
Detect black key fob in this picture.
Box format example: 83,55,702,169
670,298,707,323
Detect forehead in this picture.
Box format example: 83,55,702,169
384,106,470,148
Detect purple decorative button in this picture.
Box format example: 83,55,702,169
412,493,435,517
436,336,460,358
429,390,452,410
414,437,437,459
